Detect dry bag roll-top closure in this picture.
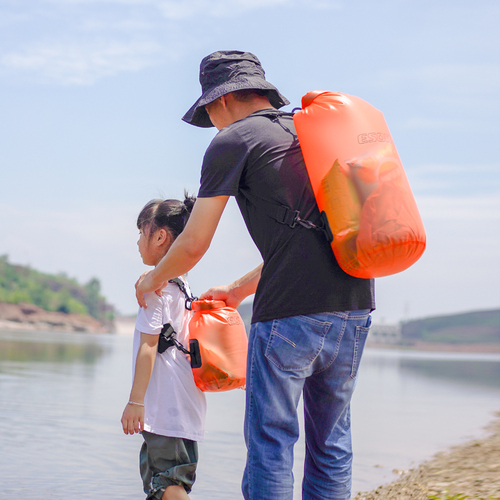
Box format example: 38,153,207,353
293,91,426,279
189,299,248,392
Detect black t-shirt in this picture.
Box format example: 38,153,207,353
198,109,375,323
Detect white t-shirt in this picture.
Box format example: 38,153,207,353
132,279,206,442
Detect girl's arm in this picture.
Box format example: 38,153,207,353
121,332,159,435
199,263,263,309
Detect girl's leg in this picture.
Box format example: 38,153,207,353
140,432,198,500
162,484,190,500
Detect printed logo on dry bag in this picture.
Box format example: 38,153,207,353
357,132,391,144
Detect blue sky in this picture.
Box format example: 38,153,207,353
0,0,499,323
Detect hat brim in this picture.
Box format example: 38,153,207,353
182,79,290,128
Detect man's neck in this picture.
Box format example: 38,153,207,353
226,94,275,125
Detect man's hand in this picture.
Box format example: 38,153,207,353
135,270,168,308
200,264,263,309
200,285,242,309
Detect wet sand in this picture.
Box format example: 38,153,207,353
355,412,500,499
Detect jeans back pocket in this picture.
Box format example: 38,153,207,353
265,315,331,372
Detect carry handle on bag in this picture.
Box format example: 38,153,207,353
189,300,248,392
293,91,426,279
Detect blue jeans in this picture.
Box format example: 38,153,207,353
242,310,371,500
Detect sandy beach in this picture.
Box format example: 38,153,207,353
355,412,500,499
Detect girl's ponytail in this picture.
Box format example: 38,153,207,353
183,192,196,215
137,190,197,241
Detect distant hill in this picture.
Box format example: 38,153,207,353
237,302,500,348
0,255,114,326
401,309,500,345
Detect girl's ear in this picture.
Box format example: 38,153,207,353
156,228,172,247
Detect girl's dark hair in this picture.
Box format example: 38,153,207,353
137,191,196,241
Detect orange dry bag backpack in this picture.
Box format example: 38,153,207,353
189,300,248,392
293,91,426,278
157,279,248,392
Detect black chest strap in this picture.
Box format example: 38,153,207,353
259,198,333,243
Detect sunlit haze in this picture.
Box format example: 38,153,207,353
1,0,499,323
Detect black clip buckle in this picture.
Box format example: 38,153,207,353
158,323,202,369
290,210,301,228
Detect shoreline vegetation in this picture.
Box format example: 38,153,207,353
354,411,500,500
0,256,114,332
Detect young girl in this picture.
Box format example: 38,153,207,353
121,194,206,500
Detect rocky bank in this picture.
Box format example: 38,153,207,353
355,413,500,500
0,302,113,333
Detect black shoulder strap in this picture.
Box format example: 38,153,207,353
168,278,198,310
247,110,333,243
247,109,295,120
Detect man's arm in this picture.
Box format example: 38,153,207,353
200,263,263,309
135,196,229,308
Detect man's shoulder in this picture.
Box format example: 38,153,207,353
213,109,292,143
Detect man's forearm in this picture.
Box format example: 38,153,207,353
148,195,230,286
147,229,206,289
200,263,263,308
231,263,263,302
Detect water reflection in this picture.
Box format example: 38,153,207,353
0,335,106,364
400,358,500,389
362,349,500,390
349,349,500,494
0,331,499,500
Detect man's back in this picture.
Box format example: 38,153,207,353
198,109,375,323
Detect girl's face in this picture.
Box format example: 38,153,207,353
137,227,168,266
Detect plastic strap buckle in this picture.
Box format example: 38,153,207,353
275,206,301,228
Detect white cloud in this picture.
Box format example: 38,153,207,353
44,0,155,4
402,116,469,130
0,0,319,84
418,194,500,222
410,164,498,176
156,0,288,19
374,63,500,104
41,0,339,15
405,163,500,197
1,39,164,84
79,18,155,32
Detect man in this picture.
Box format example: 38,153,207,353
136,50,375,500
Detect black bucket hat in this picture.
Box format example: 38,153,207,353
182,50,290,128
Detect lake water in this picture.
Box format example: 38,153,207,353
1,328,499,499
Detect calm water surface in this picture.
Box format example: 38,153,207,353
0,329,499,499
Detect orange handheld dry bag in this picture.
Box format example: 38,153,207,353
293,91,426,278
189,300,248,392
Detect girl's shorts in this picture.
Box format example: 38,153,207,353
140,431,199,500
